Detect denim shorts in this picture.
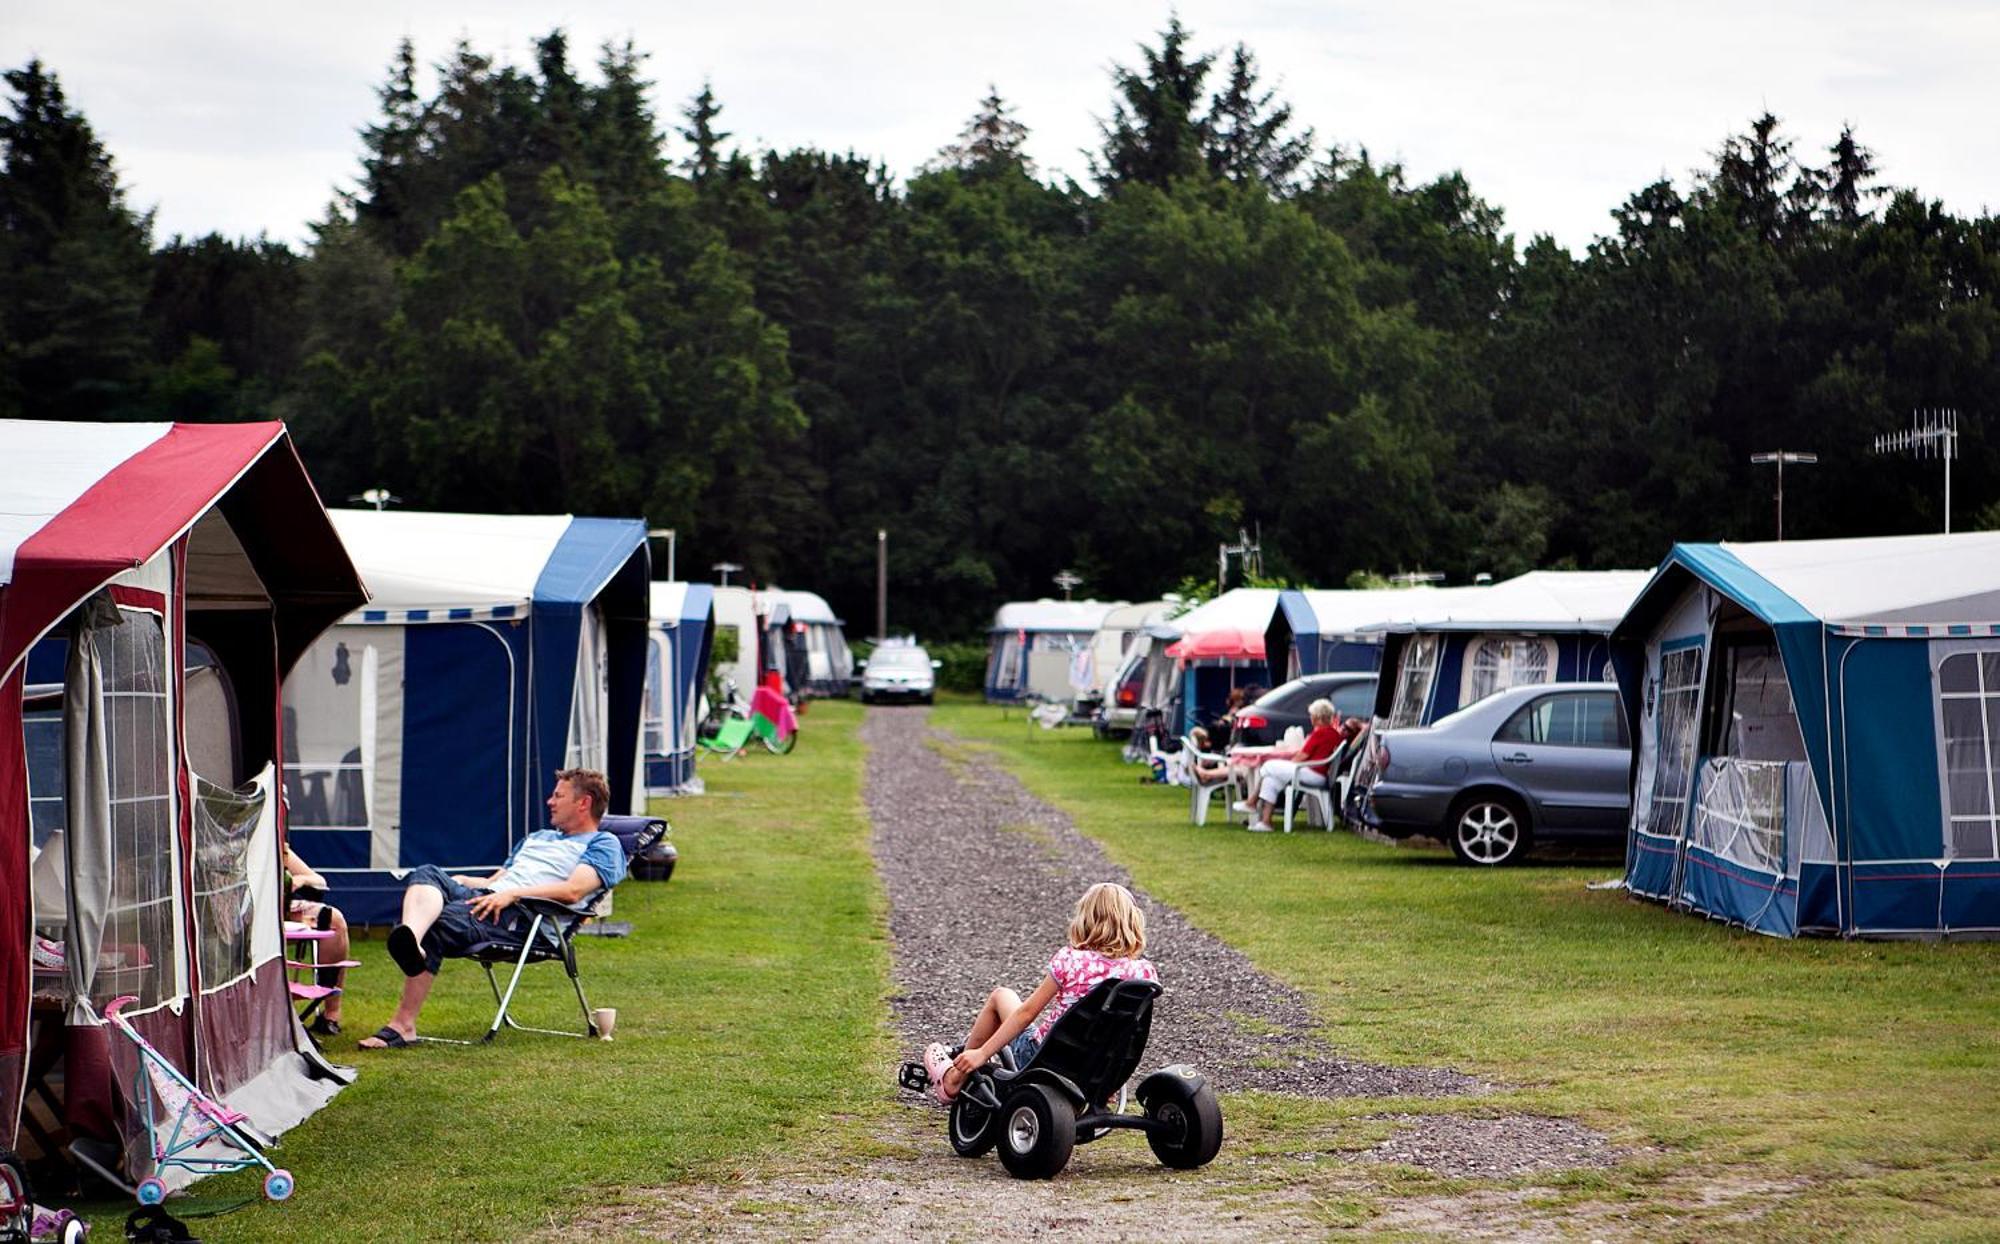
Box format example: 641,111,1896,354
1004,1030,1041,1068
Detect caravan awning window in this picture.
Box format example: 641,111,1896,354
96,607,184,1009
1387,634,1440,729
1646,645,1705,839
1462,635,1554,708
1939,650,2000,860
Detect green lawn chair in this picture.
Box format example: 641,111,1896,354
698,715,754,760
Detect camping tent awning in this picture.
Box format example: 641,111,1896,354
990,599,1123,633
1679,533,2000,630
0,420,366,679
651,580,716,628
1360,571,1650,635
332,511,648,622
763,588,842,626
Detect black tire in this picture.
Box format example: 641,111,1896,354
1144,1079,1224,1169
948,1095,1000,1158
996,1084,1076,1179
1447,791,1531,866
762,729,797,755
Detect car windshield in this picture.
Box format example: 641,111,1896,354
870,648,930,669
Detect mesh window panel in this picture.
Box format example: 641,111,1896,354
643,641,667,756
1688,757,1787,872
1388,635,1439,729
284,638,369,831
190,775,266,987
96,611,177,1009
1939,652,2000,859
1646,647,1704,839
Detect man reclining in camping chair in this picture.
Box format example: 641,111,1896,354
360,768,627,1049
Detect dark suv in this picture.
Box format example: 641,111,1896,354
1228,673,1378,747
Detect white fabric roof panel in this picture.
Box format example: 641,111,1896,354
328,510,574,611
1096,600,1177,633
1291,588,1447,636
651,581,688,621
1720,532,2000,625
1167,588,1283,636
991,599,1123,632
0,420,170,586
1365,571,1651,634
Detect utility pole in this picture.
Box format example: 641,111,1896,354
1749,450,1818,541
876,529,888,642
1873,409,1960,533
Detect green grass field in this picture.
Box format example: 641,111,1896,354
934,698,2000,1237
72,695,2000,1238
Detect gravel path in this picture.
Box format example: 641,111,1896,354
865,707,1479,1099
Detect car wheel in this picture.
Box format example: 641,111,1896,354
1449,793,1530,866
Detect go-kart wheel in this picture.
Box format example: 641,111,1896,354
1144,1077,1224,1169
996,1085,1076,1180
1,1147,33,1236
947,1095,999,1158
263,1168,294,1201
136,1176,168,1206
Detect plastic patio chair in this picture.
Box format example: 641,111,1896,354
698,715,754,760
1279,741,1346,833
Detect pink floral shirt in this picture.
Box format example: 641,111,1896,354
1031,946,1160,1042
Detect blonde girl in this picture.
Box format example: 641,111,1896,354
924,882,1160,1103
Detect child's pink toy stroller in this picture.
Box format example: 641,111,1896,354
99,997,293,1205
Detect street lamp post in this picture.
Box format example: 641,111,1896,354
1749,450,1818,541
876,529,888,643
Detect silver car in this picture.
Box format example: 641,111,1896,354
1364,682,1629,866
859,644,938,704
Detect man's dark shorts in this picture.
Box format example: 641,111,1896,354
402,865,530,974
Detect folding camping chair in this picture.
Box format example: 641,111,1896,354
438,815,667,1043
697,716,754,760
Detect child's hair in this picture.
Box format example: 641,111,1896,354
1068,882,1147,958
1190,725,1212,749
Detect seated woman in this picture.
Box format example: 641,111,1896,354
284,845,349,1036
1241,699,1353,833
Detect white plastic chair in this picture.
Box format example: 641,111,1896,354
1180,734,1238,826
1279,741,1345,833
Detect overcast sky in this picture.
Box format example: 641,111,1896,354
9,1,1998,253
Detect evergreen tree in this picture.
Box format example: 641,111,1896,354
925,87,1034,177
0,59,154,420
1092,16,1215,190
1824,126,1881,226
1204,45,1314,193
678,81,729,184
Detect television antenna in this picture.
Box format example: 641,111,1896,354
711,561,743,586
348,487,400,511
1748,450,1817,540
1217,528,1262,592
1052,570,1083,601
1872,409,1959,532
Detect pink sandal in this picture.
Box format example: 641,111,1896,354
923,1042,957,1104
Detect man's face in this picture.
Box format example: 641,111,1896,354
547,779,592,832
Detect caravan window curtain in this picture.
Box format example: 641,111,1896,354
1463,636,1555,706
1646,646,1704,839
283,637,374,832
1938,650,2000,860
1387,635,1440,728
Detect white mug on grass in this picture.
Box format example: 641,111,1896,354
592,1007,617,1040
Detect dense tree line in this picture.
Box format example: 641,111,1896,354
4,22,1998,639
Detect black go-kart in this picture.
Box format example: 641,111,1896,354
897,978,1223,1180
